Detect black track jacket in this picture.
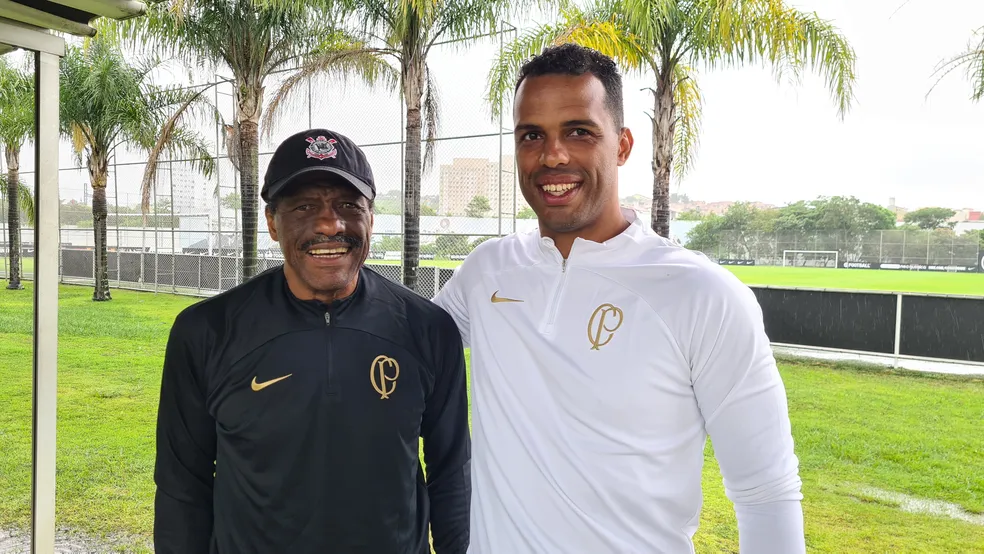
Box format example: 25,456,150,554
153,265,471,554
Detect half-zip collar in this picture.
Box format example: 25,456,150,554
532,208,649,268
279,266,368,324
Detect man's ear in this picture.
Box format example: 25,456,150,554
617,127,634,166
265,206,279,242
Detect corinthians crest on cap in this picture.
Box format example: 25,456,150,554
305,136,338,160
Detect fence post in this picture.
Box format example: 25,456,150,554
893,293,903,368
433,266,440,298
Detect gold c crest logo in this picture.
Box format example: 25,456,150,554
370,355,400,399
588,303,623,350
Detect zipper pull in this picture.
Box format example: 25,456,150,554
324,312,331,326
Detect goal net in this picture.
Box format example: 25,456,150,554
782,250,839,268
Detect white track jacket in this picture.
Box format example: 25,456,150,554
432,212,805,554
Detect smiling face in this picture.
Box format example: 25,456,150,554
514,72,633,244
265,174,373,303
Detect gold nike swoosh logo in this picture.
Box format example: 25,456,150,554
251,374,293,391
491,290,523,303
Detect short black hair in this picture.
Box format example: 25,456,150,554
515,43,624,129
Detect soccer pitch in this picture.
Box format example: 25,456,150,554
725,266,984,296
371,260,984,296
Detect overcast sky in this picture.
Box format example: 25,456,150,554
510,0,984,211
13,0,984,214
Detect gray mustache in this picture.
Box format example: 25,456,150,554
301,235,363,250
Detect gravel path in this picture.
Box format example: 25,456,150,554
0,527,151,553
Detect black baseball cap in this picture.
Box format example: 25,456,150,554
261,128,375,203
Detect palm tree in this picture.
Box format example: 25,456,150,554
0,56,35,290
488,0,857,237
930,25,984,102
60,39,215,301
108,0,390,282
265,0,524,293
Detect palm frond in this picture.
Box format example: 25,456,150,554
929,26,984,102
262,43,398,136
18,180,35,227
688,0,857,118
486,8,642,120
671,64,702,177
139,83,219,216
0,176,35,227
0,58,35,148
619,0,681,56
422,63,441,173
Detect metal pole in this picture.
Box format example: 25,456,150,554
32,49,60,554
0,160,7,279
170,160,177,293
893,293,903,368
215,76,223,292
113,155,121,287
497,23,503,237
153,167,159,293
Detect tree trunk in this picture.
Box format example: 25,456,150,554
402,58,425,293
4,145,22,290
236,80,263,282
651,70,676,238
89,152,111,301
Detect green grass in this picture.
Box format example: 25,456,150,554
366,261,984,296
727,266,984,296
0,283,982,552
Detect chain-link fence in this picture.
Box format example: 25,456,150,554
0,25,541,297
692,229,982,269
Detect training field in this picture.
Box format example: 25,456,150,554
379,260,984,296
726,266,984,296
0,284,982,552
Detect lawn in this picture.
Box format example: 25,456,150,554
0,284,982,553
727,266,984,296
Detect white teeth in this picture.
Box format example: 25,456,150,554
309,247,349,255
542,183,578,195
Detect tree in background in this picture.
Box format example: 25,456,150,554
516,206,536,219
59,40,215,301
684,196,897,258
488,0,857,238
466,195,491,218
675,209,704,221
266,0,527,293
0,56,35,290
111,0,389,282
903,207,957,230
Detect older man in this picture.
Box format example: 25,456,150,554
154,129,471,554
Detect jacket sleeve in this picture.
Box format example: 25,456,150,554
153,310,217,554
688,274,805,554
431,265,471,347
420,312,472,553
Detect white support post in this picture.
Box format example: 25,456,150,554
32,49,60,554
893,294,903,369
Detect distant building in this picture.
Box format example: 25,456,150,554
438,156,527,216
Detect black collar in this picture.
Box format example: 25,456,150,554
279,266,369,318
